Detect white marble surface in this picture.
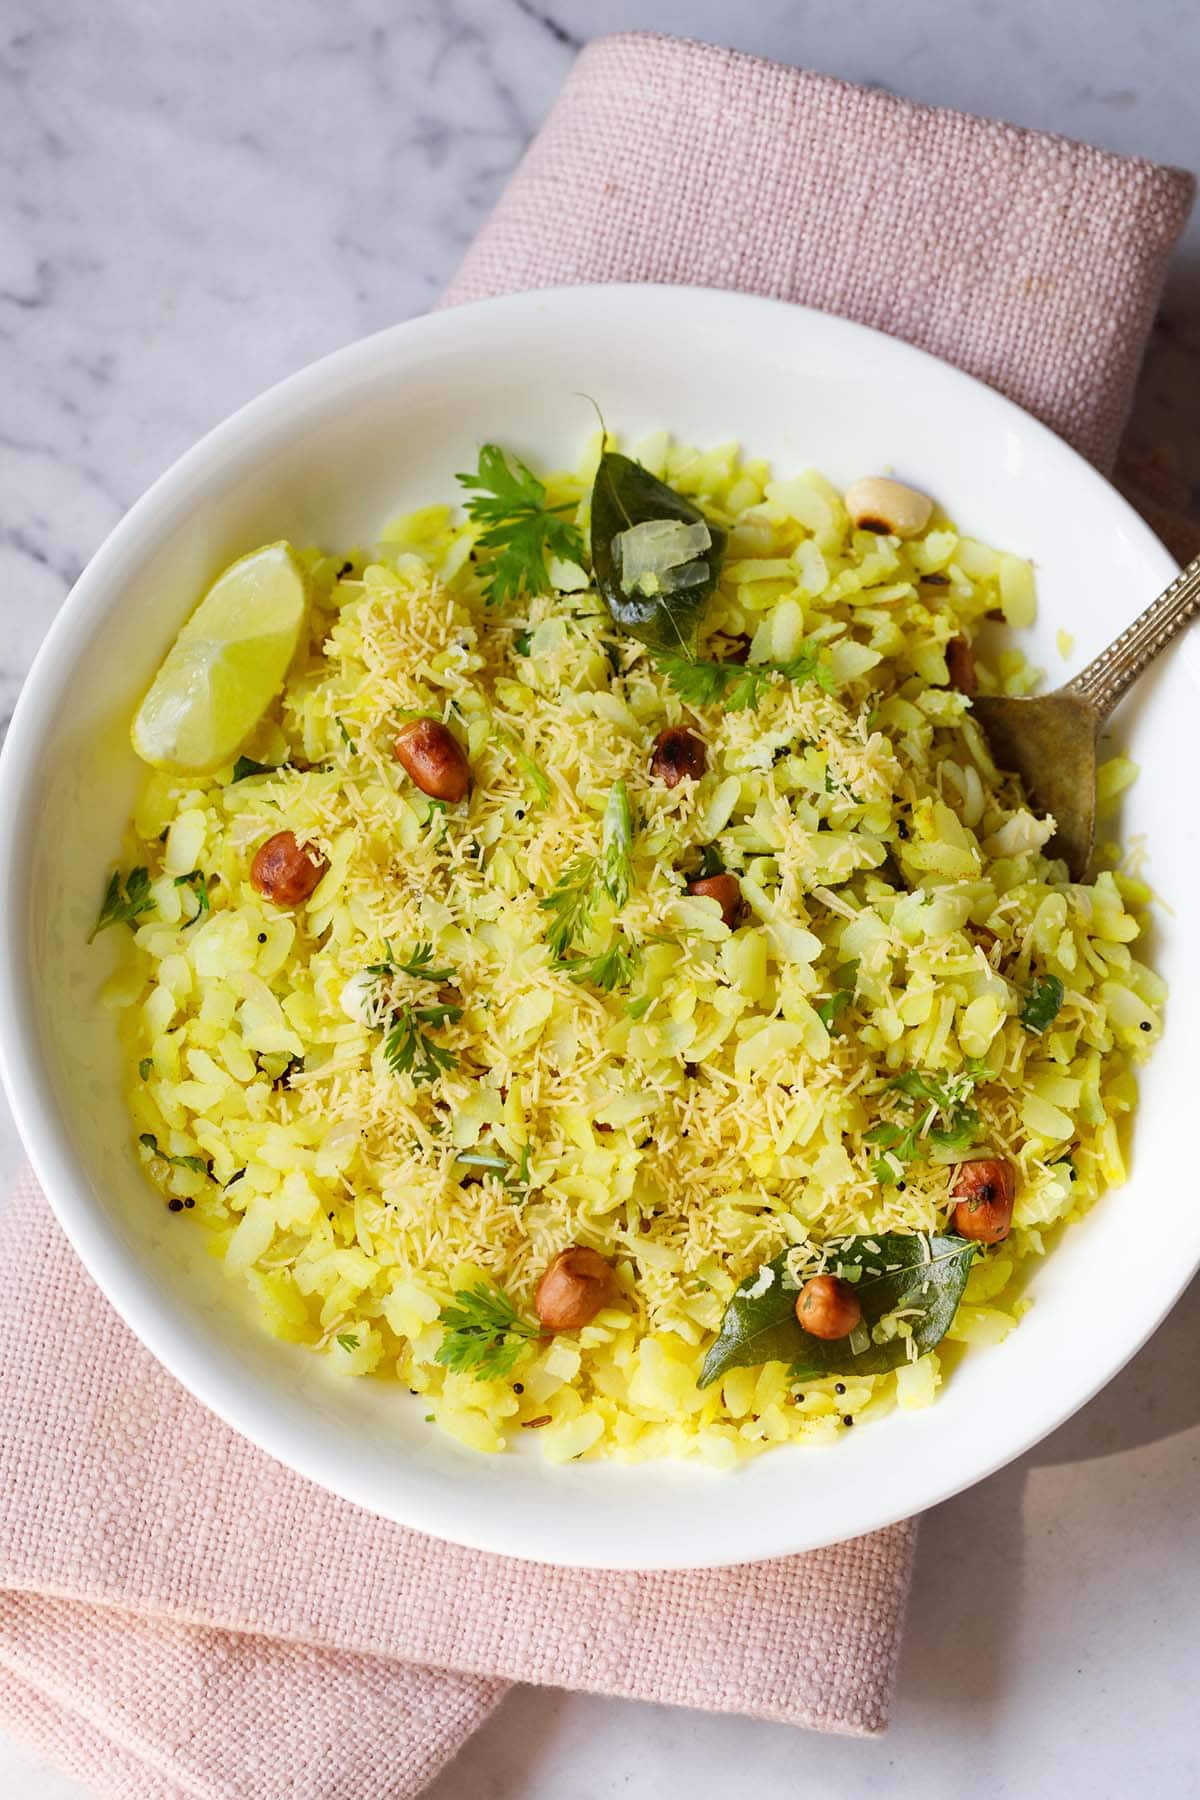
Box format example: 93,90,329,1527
1,1,1197,1795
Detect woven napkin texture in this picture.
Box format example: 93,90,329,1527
442,31,1193,474
0,1163,913,1800
1,28,1193,1800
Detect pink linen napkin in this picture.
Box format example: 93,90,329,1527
0,30,1193,1800
442,33,1192,472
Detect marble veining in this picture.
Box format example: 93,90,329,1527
0,4,1197,1797
1,0,1196,763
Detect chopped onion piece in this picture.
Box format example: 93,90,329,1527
614,518,712,598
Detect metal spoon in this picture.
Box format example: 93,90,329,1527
973,552,1200,880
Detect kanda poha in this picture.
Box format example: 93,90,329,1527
92,431,1162,1464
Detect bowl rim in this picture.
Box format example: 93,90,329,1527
0,281,1189,1568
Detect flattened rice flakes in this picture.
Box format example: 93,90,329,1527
105,435,1162,1462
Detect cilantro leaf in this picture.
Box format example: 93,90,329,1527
231,756,275,782
90,867,154,941
561,936,640,992
540,782,635,959
371,940,456,984
540,853,601,959
174,868,212,927
600,779,633,909
495,726,552,806
868,1067,982,1185
815,961,859,1031
383,1004,462,1085
649,652,737,707
1021,973,1064,1034
772,648,839,693
138,1133,210,1177
651,645,834,710
359,942,462,1082
435,1281,540,1380
457,444,585,607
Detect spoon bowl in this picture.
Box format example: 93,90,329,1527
974,552,1200,879
973,691,1100,880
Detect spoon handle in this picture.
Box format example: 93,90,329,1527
1066,552,1200,719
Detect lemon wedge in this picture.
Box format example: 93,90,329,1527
131,542,309,773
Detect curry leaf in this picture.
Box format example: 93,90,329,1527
590,452,727,653
90,867,154,941
698,1233,978,1388
788,1235,978,1381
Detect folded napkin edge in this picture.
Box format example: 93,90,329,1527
582,28,1197,207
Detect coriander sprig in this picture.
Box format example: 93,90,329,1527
540,854,602,959
90,866,155,941
600,779,633,909
651,646,834,710
435,1281,541,1380
362,941,462,1084
457,444,585,607
866,1067,982,1186
540,779,634,959
138,1133,210,1177
174,868,212,927
815,960,859,1032
368,940,455,983
383,1003,463,1085
560,936,640,993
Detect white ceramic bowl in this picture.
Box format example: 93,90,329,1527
1,286,1196,1570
